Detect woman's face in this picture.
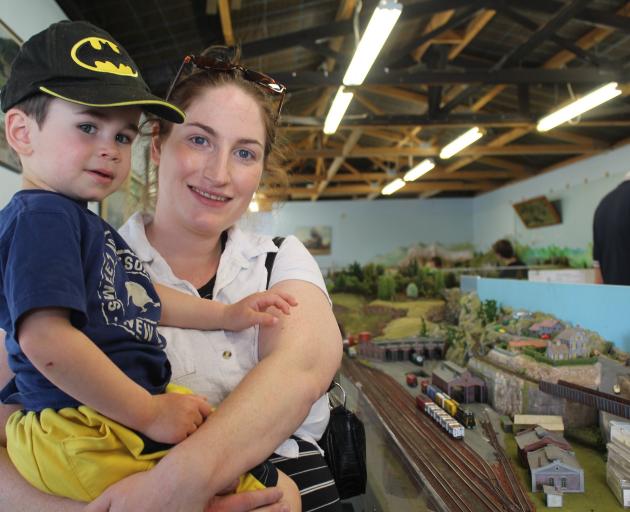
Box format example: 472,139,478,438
153,84,266,237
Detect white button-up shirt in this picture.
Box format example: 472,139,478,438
119,213,331,457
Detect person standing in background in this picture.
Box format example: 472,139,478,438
593,173,630,285
492,239,527,279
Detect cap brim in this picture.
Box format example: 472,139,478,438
39,85,185,123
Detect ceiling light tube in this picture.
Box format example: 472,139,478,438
404,158,435,181
323,86,354,134
537,82,622,132
381,178,405,196
343,0,403,86
248,199,260,212
439,127,484,159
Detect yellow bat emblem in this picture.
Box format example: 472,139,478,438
70,36,138,77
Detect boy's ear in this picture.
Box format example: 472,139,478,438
150,123,162,165
5,108,35,156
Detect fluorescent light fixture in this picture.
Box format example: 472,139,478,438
248,199,259,212
323,86,354,134
537,82,622,132
343,0,403,86
439,127,484,159
404,158,435,181
381,178,405,196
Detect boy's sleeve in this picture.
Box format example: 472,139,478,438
4,210,88,333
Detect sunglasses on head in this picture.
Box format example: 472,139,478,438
165,54,286,120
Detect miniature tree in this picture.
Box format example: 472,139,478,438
419,317,428,337
482,299,498,325
406,282,419,299
377,274,396,301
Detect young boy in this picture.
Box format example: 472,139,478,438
0,20,299,506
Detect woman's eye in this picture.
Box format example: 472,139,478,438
236,148,254,160
190,136,208,146
78,124,96,134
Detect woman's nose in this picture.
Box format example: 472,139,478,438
202,150,230,184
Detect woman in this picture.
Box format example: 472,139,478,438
0,48,343,512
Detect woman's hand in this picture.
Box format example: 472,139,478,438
222,291,297,330
85,471,289,512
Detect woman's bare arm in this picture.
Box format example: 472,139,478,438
90,280,342,511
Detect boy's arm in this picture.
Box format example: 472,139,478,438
155,283,297,331
18,308,211,443
0,335,84,512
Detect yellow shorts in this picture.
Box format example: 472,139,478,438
5,384,275,501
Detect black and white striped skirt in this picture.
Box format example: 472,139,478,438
269,438,342,512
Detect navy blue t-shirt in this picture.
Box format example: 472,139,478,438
0,190,171,412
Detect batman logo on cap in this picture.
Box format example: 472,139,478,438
70,37,138,77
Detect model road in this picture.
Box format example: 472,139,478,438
342,357,534,512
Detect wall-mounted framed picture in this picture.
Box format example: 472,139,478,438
295,225,332,255
512,195,562,229
0,19,22,174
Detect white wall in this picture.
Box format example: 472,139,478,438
472,144,630,251
0,0,66,208
244,197,474,270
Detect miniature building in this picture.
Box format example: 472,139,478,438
546,341,570,361
543,485,563,507
608,421,630,507
356,337,446,362
529,319,564,338
431,360,487,403
513,414,564,434
508,339,548,351
548,327,590,359
527,445,584,493
515,426,572,467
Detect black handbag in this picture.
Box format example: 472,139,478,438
318,381,367,499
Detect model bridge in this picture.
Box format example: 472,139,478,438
539,380,630,419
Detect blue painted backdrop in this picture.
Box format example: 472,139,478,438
473,277,630,351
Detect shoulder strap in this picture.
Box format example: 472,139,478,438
265,236,285,289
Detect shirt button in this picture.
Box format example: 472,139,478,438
222,350,232,359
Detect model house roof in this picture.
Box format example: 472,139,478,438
527,445,581,471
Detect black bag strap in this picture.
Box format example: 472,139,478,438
264,236,285,289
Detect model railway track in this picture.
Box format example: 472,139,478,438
342,358,534,512
481,418,535,512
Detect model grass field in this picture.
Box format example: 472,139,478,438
331,292,443,340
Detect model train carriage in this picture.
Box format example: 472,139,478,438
455,407,477,429
416,394,465,440
426,384,476,429
406,373,418,387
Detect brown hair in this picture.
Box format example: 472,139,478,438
492,239,515,259
13,93,54,126
154,46,290,196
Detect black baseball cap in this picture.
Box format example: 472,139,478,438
0,20,184,123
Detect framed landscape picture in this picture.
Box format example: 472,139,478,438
513,196,561,229
296,225,332,255
0,19,21,173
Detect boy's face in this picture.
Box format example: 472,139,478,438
22,99,141,202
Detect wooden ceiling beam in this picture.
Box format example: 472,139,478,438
478,156,533,176
448,9,495,60
218,0,235,46
313,129,363,200
289,170,516,183
294,144,595,159
362,86,427,106
411,9,455,62
540,129,609,148
278,181,497,198
353,93,385,115
470,1,630,112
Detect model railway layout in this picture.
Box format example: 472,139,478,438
342,357,534,512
